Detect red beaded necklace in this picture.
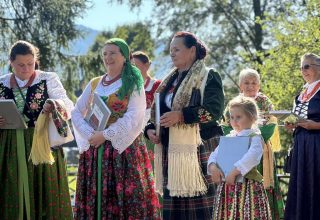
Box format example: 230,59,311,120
101,74,121,86
144,76,151,89
301,81,320,102
10,72,36,89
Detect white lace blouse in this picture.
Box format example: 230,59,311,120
0,71,74,118
207,128,263,176
71,76,146,154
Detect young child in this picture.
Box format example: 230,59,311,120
208,96,271,220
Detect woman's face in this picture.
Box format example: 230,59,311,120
10,54,36,80
102,44,126,75
240,76,260,98
170,37,195,70
300,58,320,84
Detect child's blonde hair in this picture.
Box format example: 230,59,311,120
228,96,260,125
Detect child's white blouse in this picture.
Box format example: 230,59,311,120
207,128,263,176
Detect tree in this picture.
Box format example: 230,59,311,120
0,0,88,69
256,0,320,110
109,0,307,102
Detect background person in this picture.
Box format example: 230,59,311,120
284,53,320,220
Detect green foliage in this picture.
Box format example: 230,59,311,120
0,0,88,69
256,0,320,110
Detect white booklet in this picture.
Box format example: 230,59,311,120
269,110,304,123
85,93,111,131
216,136,250,182
154,93,161,136
0,99,28,129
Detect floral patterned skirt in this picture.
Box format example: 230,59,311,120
0,129,73,220
212,180,271,220
74,134,161,220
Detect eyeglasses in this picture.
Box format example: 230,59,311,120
300,64,320,70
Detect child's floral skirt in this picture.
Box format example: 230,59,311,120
212,179,271,220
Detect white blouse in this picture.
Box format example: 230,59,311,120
71,76,146,154
207,128,263,176
0,71,74,119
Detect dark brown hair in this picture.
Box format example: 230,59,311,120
9,40,39,62
132,51,151,64
173,31,207,60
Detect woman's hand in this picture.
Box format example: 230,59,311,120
88,131,106,148
147,129,160,144
284,122,297,132
0,115,6,127
208,163,224,184
225,168,241,185
297,119,320,130
160,111,183,128
42,102,53,114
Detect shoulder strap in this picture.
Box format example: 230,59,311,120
90,77,102,94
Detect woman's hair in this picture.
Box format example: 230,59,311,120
239,68,260,85
173,31,207,60
301,53,320,65
228,96,259,123
9,40,39,62
132,51,151,64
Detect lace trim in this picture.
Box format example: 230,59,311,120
103,120,136,154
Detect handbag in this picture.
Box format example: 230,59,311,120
284,144,293,173
48,116,74,148
189,88,201,107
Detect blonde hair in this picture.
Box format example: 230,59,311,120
301,53,320,65
239,68,261,85
228,96,259,124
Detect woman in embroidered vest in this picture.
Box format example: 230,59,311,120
144,31,224,219
71,38,160,219
284,53,320,220
0,40,74,219
208,96,271,219
223,68,284,220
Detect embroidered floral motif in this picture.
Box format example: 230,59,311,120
27,81,46,113
198,107,213,123
0,84,10,99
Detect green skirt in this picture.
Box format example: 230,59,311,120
0,128,73,220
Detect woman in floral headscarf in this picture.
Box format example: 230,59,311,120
72,38,160,219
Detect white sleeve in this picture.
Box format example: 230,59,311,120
102,87,146,154
71,80,96,153
143,108,151,128
47,72,74,119
234,136,263,176
207,146,219,175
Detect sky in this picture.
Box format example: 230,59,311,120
76,0,154,31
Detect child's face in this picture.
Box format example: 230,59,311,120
229,106,254,132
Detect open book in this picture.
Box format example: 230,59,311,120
269,110,304,124
216,136,250,182
0,99,28,129
85,93,111,131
